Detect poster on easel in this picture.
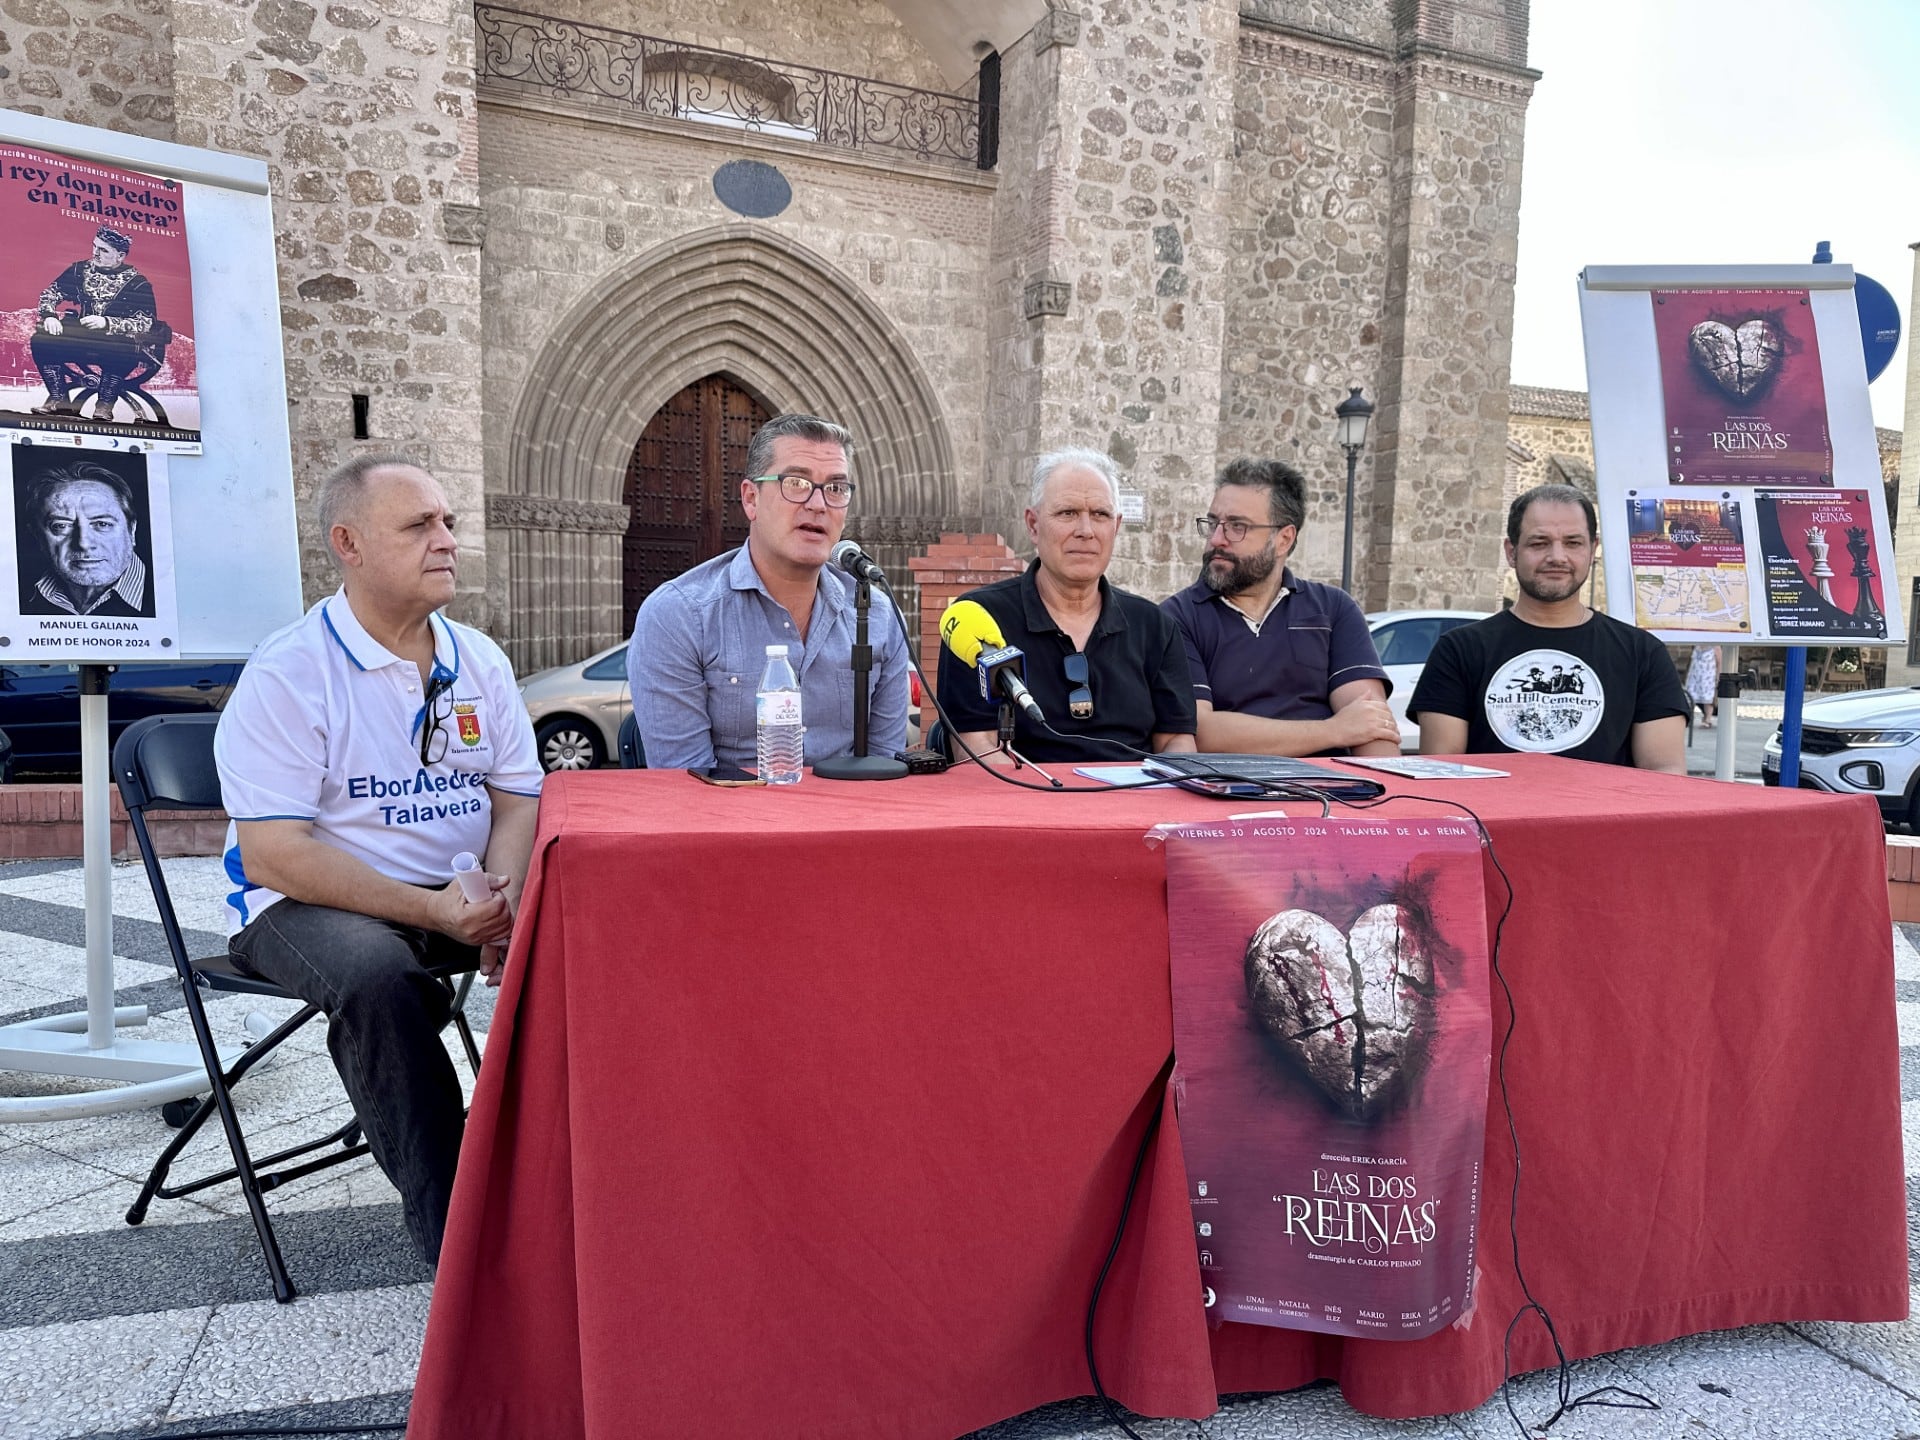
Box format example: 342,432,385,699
1580,264,1902,647
0,141,201,452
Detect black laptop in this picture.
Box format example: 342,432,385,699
1141,753,1385,800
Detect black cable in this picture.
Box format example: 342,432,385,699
1332,792,1658,1437
1084,1053,1177,1440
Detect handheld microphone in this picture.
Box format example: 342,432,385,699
938,598,1046,726
830,540,888,585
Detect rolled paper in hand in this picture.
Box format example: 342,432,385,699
451,851,492,904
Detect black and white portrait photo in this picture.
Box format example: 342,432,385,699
10,448,160,620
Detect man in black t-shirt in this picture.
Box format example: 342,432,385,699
1411,484,1689,771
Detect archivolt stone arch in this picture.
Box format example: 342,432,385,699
491,224,959,670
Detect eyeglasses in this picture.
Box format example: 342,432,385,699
1063,652,1093,720
416,669,454,766
1195,515,1285,543
750,474,856,509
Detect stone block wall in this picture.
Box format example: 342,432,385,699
0,0,178,141
1366,52,1531,613
983,0,1242,604
167,0,489,624
1218,25,1393,589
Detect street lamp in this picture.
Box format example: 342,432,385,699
1335,385,1374,594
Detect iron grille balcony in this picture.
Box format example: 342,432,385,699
475,5,994,170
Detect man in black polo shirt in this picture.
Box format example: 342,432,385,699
1161,458,1399,758
937,447,1196,765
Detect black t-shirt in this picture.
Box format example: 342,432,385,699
1409,609,1689,766
935,561,1196,764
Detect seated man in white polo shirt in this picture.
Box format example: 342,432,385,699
214,454,543,1264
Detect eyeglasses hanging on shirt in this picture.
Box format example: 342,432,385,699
750,474,857,509
416,670,455,766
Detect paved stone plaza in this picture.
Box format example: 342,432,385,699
3,855,1919,1439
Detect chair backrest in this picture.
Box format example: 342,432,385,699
114,713,224,813
618,710,647,769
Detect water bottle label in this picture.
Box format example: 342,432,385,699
757,692,802,726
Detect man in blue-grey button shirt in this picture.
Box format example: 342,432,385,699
627,413,911,771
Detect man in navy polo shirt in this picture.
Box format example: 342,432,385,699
1161,458,1399,758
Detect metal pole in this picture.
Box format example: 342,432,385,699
1778,647,1807,788
1340,446,1357,593
1713,644,1738,782
79,665,116,1048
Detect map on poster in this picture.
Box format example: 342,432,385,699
0,141,201,452
1626,496,1750,633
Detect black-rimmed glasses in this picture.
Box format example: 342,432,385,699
750,473,856,508
417,671,454,766
1194,515,1284,543
1064,652,1093,720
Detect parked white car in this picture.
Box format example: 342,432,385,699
518,644,631,772
1761,687,1920,828
1365,609,1493,751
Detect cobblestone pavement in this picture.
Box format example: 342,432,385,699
2,857,1916,1439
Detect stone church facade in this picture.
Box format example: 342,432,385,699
4,0,1536,672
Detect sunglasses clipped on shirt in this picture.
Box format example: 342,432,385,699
750,473,856,509
1063,652,1093,720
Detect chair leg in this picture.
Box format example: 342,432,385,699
446,971,483,1075
174,980,299,1303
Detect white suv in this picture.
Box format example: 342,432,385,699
1761,687,1920,827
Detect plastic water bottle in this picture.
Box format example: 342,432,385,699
756,644,805,785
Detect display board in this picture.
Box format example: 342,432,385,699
0,110,301,662
1580,264,1903,647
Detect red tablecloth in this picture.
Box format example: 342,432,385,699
410,757,1907,1439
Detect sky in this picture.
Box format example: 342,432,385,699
1511,0,1920,432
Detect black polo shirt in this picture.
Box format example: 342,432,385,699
935,560,1196,764
1160,570,1390,749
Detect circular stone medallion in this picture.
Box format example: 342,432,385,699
712,159,792,219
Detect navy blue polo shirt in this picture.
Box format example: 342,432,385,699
1161,570,1389,739
935,560,1196,764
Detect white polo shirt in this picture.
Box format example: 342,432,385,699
214,589,543,934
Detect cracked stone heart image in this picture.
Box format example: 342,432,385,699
1244,903,1435,1122
1688,317,1784,399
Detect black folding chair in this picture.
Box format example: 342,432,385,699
618,710,647,769
113,713,481,1302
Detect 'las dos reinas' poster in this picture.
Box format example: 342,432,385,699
1164,816,1489,1340
1652,288,1831,488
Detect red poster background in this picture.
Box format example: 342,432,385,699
1164,816,1489,1340
1652,289,1830,486
1756,489,1887,637
0,142,199,434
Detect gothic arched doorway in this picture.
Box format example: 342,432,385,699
621,375,772,622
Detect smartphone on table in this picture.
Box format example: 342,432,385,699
688,765,765,787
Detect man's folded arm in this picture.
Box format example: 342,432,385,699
232,819,510,948
627,591,718,770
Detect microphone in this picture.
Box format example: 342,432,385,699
938,598,1046,726
830,540,888,585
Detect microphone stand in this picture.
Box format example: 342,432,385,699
813,574,909,781
976,699,1061,786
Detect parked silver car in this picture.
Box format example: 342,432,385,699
1761,687,1920,827
519,644,631,772
1365,609,1492,750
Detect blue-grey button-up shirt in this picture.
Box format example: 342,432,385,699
627,541,912,771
